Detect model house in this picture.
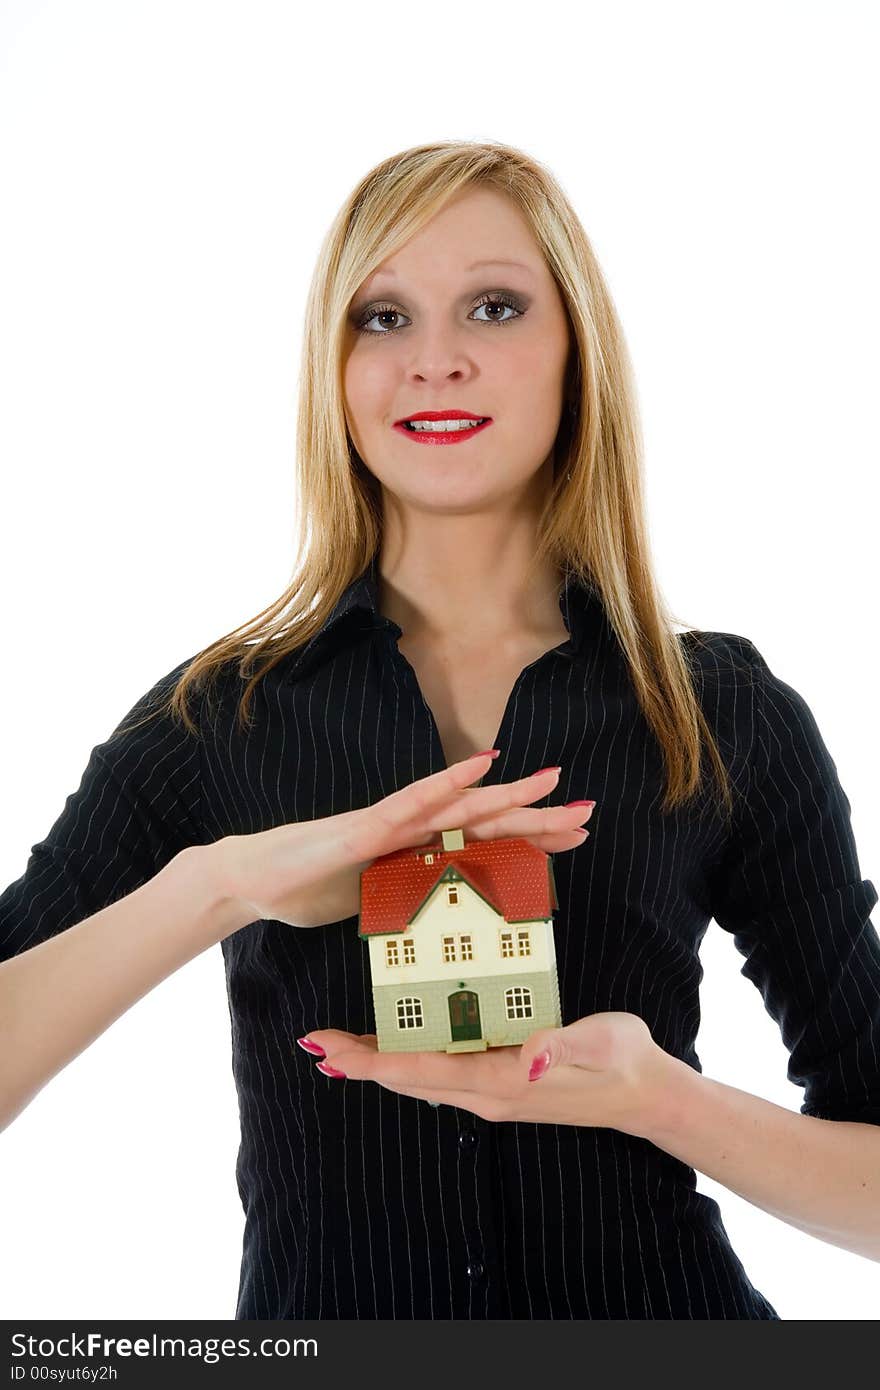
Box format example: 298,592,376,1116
358,828,563,1053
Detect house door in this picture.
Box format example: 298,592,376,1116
448,990,482,1042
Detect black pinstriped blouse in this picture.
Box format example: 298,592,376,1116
3,555,879,1319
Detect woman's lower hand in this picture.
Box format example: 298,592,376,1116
211,752,595,930
297,1012,677,1138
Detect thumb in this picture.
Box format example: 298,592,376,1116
525,1016,606,1082
524,1028,570,1083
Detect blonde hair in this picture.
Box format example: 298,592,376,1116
122,139,741,821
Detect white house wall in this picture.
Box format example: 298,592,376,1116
367,879,557,985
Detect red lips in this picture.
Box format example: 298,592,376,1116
392,416,494,445
395,409,490,424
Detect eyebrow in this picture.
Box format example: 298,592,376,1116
467,258,534,273
366,257,535,281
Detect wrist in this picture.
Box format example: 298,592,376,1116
627,1046,703,1144
176,840,259,945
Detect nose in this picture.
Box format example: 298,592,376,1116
402,323,481,383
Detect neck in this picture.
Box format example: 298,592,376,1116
376,547,565,650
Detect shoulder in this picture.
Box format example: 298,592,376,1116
678,625,811,716
672,630,768,770
680,629,814,714
105,649,227,754
680,629,835,784
678,627,766,691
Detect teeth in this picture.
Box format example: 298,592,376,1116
405,418,487,432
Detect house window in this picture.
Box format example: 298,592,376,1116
500,931,515,958
459,934,473,961
402,939,415,965
442,936,456,963
396,997,424,1030
424,853,435,865
517,929,531,957
385,940,399,967
447,884,459,905
505,986,533,1019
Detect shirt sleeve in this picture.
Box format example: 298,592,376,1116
0,657,203,964
706,636,880,1125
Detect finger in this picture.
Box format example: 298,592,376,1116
400,793,594,859
353,753,563,856
438,770,592,844
380,751,547,831
374,1083,501,1117
301,1029,377,1055
517,827,590,853
462,799,594,843
335,1045,506,1095
348,751,499,856
422,826,589,856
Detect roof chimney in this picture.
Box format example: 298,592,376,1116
440,828,464,851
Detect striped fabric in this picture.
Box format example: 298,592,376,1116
2,554,878,1319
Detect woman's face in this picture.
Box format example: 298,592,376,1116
342,187,573,514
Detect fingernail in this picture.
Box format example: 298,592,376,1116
297,1036,326,1057
528,1050,551,1082
316,1061,347,1079
531,765,562,777
564,800,595,808
471,749,501,759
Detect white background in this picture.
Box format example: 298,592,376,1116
1,0,877,1321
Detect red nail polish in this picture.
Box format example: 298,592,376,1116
471,748,501,759
564,800,595,808
316,1061,347,1079
297,1036,326,1057
528,1051,551,1082
531,766,562,777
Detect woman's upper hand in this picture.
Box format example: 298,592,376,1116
213,751,595,930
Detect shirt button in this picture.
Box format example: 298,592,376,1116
467,1261,485,1281
458,1129,477,1150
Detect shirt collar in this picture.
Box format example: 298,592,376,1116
283,554,601,682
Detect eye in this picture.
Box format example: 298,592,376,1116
354,291,526,336
356,305,409,335
471,294,522,326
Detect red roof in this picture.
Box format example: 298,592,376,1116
358,836,558,938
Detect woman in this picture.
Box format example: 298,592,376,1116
1,140,878,1320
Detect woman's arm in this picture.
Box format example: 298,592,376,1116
694,637,880,1262
0,843,254,1133
640,1053,880,1262
300,1011,880,1262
